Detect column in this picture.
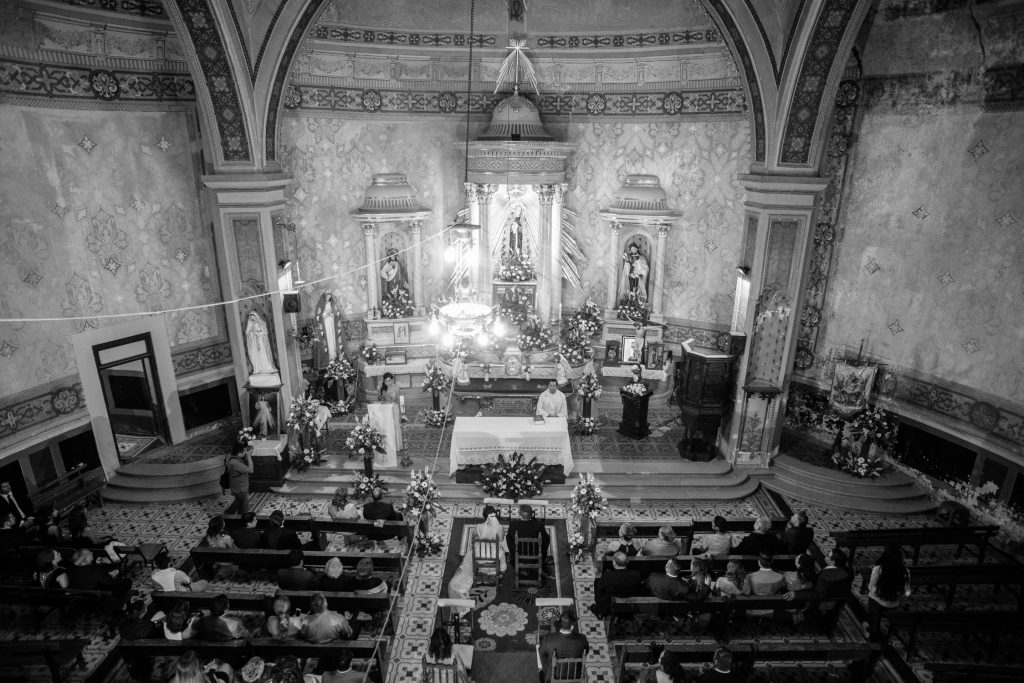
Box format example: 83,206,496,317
410,220,423,311
606,222,621,310
720,174,830,463
550,183,567,322
535,184,556,322
363,223,378,311
476,184,498,299
652,223,670,315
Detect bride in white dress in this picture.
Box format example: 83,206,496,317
448,506,508,612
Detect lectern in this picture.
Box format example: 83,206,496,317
676,339,734,460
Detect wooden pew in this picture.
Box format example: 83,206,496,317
615,641,882,683
221,514,413,540
600,554,800,580
30,465,106,513
886,610,1024,661
0,638,90,683
0,584,136,636
116,638,384,682
830,526,999,565
858,563,1024,609
924,663,1024,683
594,517,789,554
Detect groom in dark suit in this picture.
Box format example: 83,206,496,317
507,504,550,565
0,481,33,525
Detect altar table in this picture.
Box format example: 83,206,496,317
449,416,574,475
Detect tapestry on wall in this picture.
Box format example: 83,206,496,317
828,363,876,417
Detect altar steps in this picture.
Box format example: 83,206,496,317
101,455,225,503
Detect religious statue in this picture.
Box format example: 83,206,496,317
251,393,277,438
312,292,338,370
245,311,281,387
618,242,650,301
509,210,525,254
379,247,410,297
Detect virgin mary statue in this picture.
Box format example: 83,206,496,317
245,311,281,387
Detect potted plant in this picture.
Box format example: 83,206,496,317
480,452,546,500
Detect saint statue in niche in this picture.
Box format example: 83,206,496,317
508,208,525,254
618,242,650,302
245,311,281,387
312,292,338,370
379,247,410,296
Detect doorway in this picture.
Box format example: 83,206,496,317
93,334,169,463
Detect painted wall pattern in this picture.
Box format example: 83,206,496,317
0,105,227,427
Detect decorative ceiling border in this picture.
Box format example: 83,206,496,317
0,376,85,443
265,0,329,162
253,0,289,80
741,0,778,82
0,58,195,101
51,0,166,18
779,0,810,85
282,85,746,117
224,0,254,81
703,0,765,162
779,0,859,165
173,0,251,162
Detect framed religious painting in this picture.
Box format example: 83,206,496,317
384,351,407,365
622,336,639,364
646,343,664,369
394,322,410,345
604,340,621,366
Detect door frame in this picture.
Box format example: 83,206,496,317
72,317,186,476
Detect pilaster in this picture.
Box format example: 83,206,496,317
535,185,556,322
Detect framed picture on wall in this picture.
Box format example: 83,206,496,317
604,340,621,367
646,343,664,369
394,322,410,345
622,336,639,364
248,390,279,439
384,351,407,366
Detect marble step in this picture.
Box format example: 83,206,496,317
771,455,928,500
116,455,223,477
773,454,917,488
758,475,936,515
102,480,224,503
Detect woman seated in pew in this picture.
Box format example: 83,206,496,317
640,527,683,558
691,516,734,558
266,595,305,639
150,550,209,592
640,648,687,683
33,547,69,588
317,557,354,592
328,487,361,520
168,649,233,683
605,523,643,557
687,557,714,600
713,561,750,597
783,553,817,594
423,626,471,683
35,506,69,546
163,598,200,640
203,515,236,549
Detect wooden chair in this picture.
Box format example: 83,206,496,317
535,597,575,644
483,498,515,520
515,534,544,588
471,534,502,586
422,656,461,683
549,652,587,683
437,598,475,678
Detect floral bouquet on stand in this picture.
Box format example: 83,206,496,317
849,405,899,453
360,343,382,365
567,532,588,564
570,473,608,549
421,363,451,393
352,473,389,501
380,287,414,319
496,248,536,282
496,286,536,327
617,291,649,322
414,531,444,558
480,452,546,500
291,447,318,473
286,396,321,432
237,426,257,447
399,467,441,525
346,417,387,473
576,373,603,402
568,299,604,337
517,320,553,353
557,326,590,366
831,448,884,478
324,356,357,383
423,410,450,428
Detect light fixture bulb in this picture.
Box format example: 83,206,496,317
476,331,489,347
491,320,506,338
428,317,440,336
445,245,458,263
442,332,455,348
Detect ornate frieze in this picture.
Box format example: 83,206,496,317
0,58,195,101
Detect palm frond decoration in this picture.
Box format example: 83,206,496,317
560,207,585,291
494,39,539,94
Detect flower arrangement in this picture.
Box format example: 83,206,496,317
575,416,599,435
324,355,357,382
327,396,355,416
352,473,389,500
831,448,885,478
576,373,602,401
421,363,451,393
557,326,590,366
496,248,536,282
480,451,546,499
496,286,535,326
570,473,608,520
621,382,649,398
237,426,256,446
291,446,318,473
941,480,1024,546
849,405,899,452
517,320,553,353
286,396,322,431
380,287,414,319
616,291,649,322
567,532,588,563
360,343,382,364
399,467,441,519
288,320,323,349
345,417,387,461
415,531,444,558
568,299,603,337
424,409,450,428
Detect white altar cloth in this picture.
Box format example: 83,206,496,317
449,416,573,475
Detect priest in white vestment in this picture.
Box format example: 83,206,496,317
535,380,568,418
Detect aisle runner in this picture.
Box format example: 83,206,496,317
444,518,575,652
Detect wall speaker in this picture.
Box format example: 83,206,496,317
283,293,301,313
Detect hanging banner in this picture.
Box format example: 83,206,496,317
829,363,876,417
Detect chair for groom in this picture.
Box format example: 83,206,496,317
471,534,502,586
515,533,544,588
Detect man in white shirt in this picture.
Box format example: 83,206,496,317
535,380,567,418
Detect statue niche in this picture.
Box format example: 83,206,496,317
378,232,413,319
616,234,652,304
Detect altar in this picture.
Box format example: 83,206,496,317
449,416,574,475
451,378,572,416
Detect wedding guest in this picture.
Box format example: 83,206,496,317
302,592,358,643
687,557,713,601
37,506,68,545
785,547,853,633
449,506,507,610
151,550,207,592
744,554,786,596
867,545,910,642
196,594,247,641
640,648,687,683
203,515,236,549
605,523,643,557
362,488,402,541
693,516,733,558
264,510,302,550
423,627,471,683
351,557,387,594
277,550,318,590
778,511,814,555
266,595,303,639
714,561,750,597
783,553,818,593
33,547,68,588
163,599,199,640
733,517,779,556
328,487,361,520
229,511,264,549
646,559,690,601
699,647,740,681
168,650,208,683
507,503,550,565
118,598,159,680
591,551,643,618
317,557,354,592
641,527,683,557
0,512,28,549
321,649,365,683
66,548,125,592
535,380,568,418
537,611,589,683
225,441,254,515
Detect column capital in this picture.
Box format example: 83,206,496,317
464,182,479,203
476,183,499,204
552,183,568,203
657,223,671,237
534,184,557,205
609,221,621,236
409,220,422,234
362,223,376,236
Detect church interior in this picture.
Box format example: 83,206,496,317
1,0,1023,681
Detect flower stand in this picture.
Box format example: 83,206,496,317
618,388,653,439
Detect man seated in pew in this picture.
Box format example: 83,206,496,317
783,547,852,631
265,510,303,550
33,547,69,588
301,591,360,643
508,503,550,568
163,599,200,640
266,595,305,639
691,516,733,558
538,611,589,683
743,553,786,618
646,558,692,601
699,647,740,682
277,550,319,590
321,648,367,683
118,598,160,681
778,511,813,555
151,550,209,592
350,557,387,594
196,593,248,641
590,551,643,618
733,517,779,556
66,548,129,593
639,648,686,683
230,511,264,549
641,526,683,557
